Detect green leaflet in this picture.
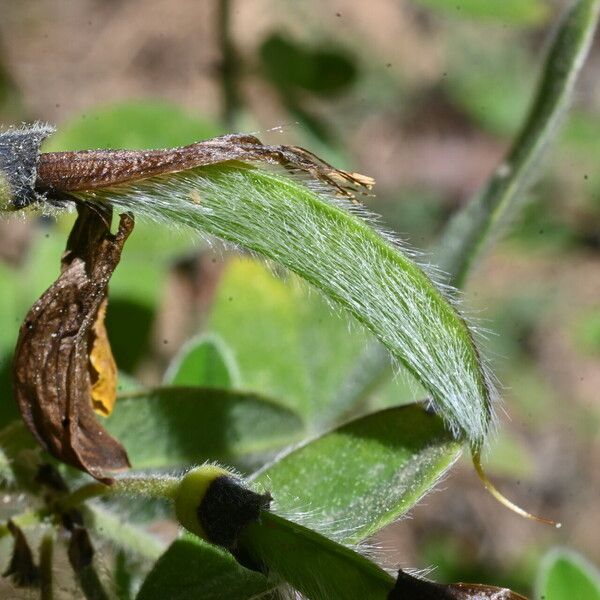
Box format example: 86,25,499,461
136,534,273,600
536,548,600,600
105,388,304,469
81,162,493,445
137,515,396,600
207,256,373,423
139,514,527,600
163,334,239,388
252,404,461,544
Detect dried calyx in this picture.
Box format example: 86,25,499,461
12,203,133,483
0,124,55,211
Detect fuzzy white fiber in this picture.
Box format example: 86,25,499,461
78,162,496,444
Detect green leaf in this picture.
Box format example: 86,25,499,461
252,404,461,544
136,534,272,600
413,0,549,25
536,548,600,600
240,512,395,600
164,334,239,388
105,387,304,469
438,0,600,287
573,308,600,356
207,257,371,422
85,162,493,445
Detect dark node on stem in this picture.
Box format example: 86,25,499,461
389,569,526,599
2,520,40,587
0,124,55,210
389,570,453,599
197,475,272,550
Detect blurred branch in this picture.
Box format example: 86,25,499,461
68,526,110,600
218,0,241,128
39,532,54,600
436,0,600,287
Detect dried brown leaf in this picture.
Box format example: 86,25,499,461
12,204,133,483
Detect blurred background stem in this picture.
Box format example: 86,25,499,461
218,0,241,128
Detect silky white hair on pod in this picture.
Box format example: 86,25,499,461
76,162,496,446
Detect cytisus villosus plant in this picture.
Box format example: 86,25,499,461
0,0,598,598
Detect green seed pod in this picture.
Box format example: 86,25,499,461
0,124,55,211
174,465,271,549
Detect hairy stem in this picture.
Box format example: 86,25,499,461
60,476,180,512
437,0,600,286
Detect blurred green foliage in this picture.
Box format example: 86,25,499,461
573,308,600,356
44,101,223,151
259,33,357,97
413,0,549,24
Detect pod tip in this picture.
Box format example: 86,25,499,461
472,449,560,528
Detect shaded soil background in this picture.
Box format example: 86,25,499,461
0,0,599,597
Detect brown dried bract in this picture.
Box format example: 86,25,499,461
12,203,133,483
36,133,374,202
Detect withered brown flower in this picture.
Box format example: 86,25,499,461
12,204,133,483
